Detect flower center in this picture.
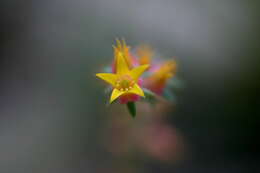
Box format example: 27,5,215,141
116,75,135,91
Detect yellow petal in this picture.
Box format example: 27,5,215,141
96,73,117,86
116,53,129,75
130,64,149,81
128,84,145,97
110,88,125,103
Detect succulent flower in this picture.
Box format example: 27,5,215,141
96,47,149,103
96,39,179,117
144,60,176,95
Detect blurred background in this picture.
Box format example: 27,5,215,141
0,0,259,172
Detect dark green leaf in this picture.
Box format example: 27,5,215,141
127,102,136,118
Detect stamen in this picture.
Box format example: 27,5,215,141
116,75,135,91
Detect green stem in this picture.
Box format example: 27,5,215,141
126,102,136,118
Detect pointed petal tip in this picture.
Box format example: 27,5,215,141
130,64,150,81
129,84,145,97
95,73,117,86
110,88,125,103
95,73,105,78
95,73,101,77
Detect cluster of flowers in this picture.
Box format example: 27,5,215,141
96,39,177,117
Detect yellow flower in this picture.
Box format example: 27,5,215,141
96,52,149,103
113,39,133,69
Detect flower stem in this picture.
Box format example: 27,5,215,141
126,102,136,118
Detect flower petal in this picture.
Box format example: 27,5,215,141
128,84,145,97
130,64,149,81
116,53,130,75
110,88,125,103
96,73,117,86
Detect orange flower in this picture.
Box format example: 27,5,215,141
145,60,176,94
136,44,153,65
